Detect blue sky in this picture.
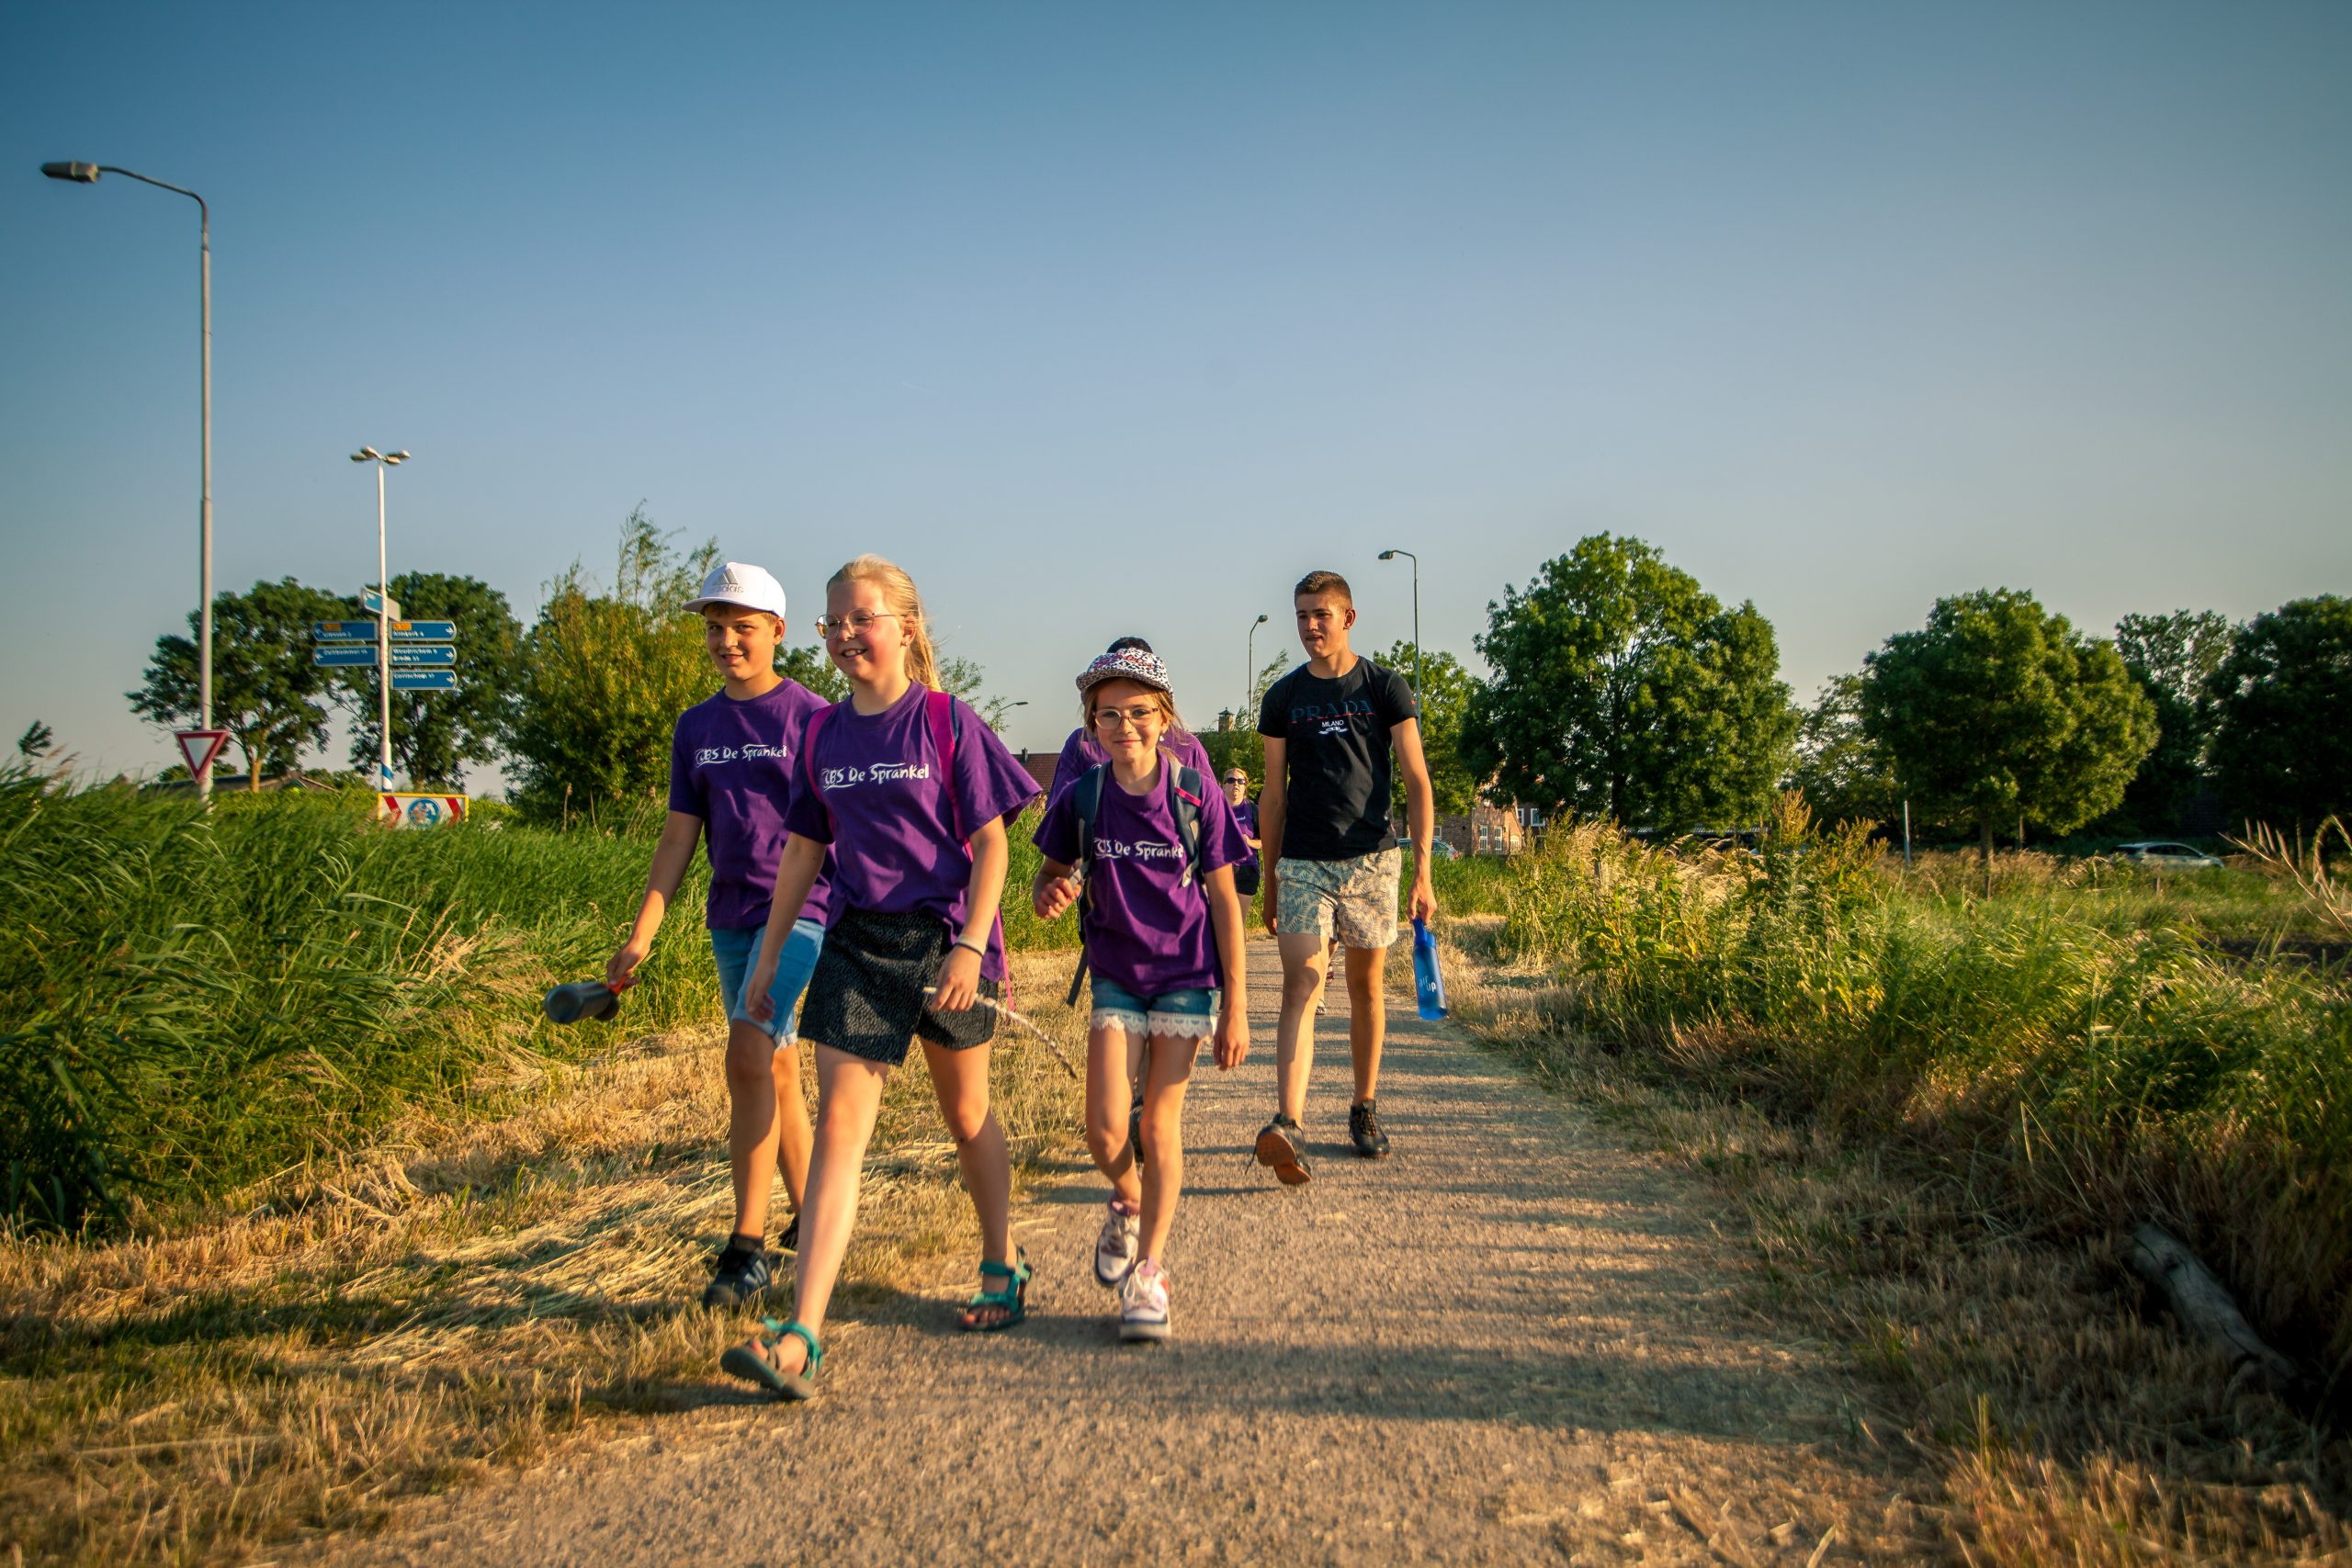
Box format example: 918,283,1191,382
5,2,2347,784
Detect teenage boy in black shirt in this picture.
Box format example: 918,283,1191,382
1253,570,1438,1180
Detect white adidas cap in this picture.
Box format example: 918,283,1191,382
684,561,788,620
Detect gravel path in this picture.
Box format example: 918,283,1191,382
345,939,1935,1565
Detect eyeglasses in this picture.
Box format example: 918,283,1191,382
1092,704,1162,732
815,610,899,638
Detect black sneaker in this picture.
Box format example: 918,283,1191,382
702,1244,773,1308
776,1213,800,1255
1254,1114,1311,1187
1129,1097,1147,1171
1349,1100,1390,1159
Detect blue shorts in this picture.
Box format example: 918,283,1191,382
711,919,825,1043
1090,976,1218,1040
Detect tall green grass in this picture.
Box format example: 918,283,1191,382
0,773,721,1230
1491,800,2352,1389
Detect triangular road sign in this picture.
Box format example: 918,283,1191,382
175,728,232,778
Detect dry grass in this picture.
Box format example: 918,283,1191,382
0,951,1090,1567
1442,915,2352,1566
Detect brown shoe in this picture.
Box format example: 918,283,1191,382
1254,1115,1311,1186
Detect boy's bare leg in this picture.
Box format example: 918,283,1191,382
725,1020,802,1235
1342,943,1386,1104
1274,932,1330,1123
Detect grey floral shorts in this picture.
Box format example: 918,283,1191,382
1272,849,1402,950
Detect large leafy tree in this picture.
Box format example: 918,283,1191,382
2108,609,2233,832
340,572,524,789
1860,589,2156,864
1381,639,1482,815
2202,596,2352,834
1785,673,1902,829
129,578,351,789
1462,535,1794,831
504,507,719,823
778,640,847,703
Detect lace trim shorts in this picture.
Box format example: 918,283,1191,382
1089,976,1218,1040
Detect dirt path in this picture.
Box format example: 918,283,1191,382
342,940,1936,1565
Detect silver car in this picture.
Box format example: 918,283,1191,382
2114,840,2223,869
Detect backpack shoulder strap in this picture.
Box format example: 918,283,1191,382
923,687,965,845
1168,763,1207,887
801,703,837,833
1064,761,1110,1008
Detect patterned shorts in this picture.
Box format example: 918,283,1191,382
1273,849,1402,950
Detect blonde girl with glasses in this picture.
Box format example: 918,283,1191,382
719,555,1042,1399
1030,648,1251,1341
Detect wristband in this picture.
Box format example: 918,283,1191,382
953,939,987,959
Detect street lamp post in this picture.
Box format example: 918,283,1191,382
1245,613,1270,722
1378,549,1421,697
350,446,410,790
41,160,213,800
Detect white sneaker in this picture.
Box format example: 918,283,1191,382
1093,1199,1139,1287
1119,1258,1171,1342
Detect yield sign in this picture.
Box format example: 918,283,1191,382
175,728,232,778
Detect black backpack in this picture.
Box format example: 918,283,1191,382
1063,759,1209,1006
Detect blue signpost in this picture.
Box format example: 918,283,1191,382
312,592,458,788
391,670,458,692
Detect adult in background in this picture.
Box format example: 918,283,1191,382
1047,637,1216,802
1253,570,1437,1182
1223,766,1261,901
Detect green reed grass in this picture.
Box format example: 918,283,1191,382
1491,797,2352,1388
0,772,723,1231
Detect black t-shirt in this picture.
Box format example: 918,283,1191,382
1258,659,1419,862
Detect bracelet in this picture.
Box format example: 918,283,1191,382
953,939,987,958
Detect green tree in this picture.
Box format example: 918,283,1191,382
1860,588,2157,865
1381,639,1482,815
129,578,350,789
16,722,54,762
2108,609,2233,832
1462,535,1795,831
779,640,847,703
504,507,718,823
938,654,1018,733
340,572,524,789
1784,673,1902,828
2203,596,2352,834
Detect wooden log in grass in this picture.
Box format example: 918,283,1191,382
2127,1223,2300,1396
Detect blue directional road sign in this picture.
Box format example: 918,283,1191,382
388,645,455,667
313,646,380,667
391,670,458,692
389,620,457,642
362,586,402,619
313,620,376,641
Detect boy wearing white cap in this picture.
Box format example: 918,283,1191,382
607,561,837,1308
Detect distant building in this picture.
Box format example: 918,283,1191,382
1012,750,1059,795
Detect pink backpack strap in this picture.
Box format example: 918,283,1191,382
801,702,837,835
924,687,965,845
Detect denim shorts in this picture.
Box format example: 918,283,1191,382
1090,976,1218,1040
711,919,826,1043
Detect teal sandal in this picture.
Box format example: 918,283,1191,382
957,1247,1032,1332
720,1317,822,1400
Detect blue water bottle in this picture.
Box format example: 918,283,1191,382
1411,917,1448,1021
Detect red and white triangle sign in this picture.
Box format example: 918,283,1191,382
175,728,232,778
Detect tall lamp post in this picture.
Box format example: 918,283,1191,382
351,446,410,790
1245,613,1270,722
40,160,214,799
1378,548,1421,697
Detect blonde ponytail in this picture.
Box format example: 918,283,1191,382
828,554,940,690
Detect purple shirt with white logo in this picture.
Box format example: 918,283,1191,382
783,683,1041,981
1047,726,1216,805
1035,762,1249,997
667,680,835,931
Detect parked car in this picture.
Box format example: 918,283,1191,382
2113,840,2223,869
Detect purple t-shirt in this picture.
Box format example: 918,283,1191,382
1229,797,1260,844
1047,726,1216,805
1035,762,1250,997
782,682,1041,981
667,680,836,931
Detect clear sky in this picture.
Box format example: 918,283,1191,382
6,2,2347,784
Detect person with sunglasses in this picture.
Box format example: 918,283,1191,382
1222,767,1262,901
